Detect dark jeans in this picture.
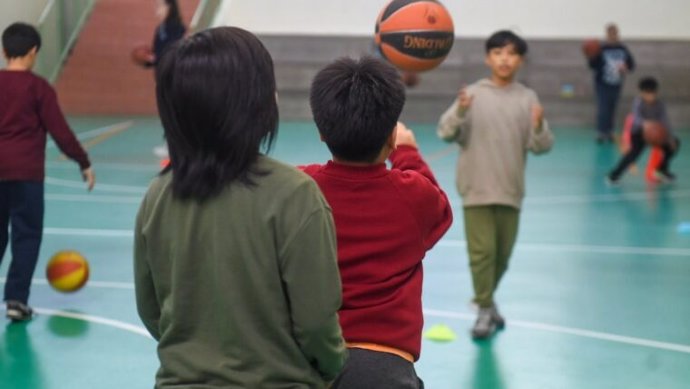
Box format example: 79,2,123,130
609,130,680,180
330,348,424,389
0,181,44,304
596,82,623,136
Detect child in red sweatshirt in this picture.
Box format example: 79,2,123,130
301,56,453,389
1,23,94,321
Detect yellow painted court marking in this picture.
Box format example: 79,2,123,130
59,121,134,160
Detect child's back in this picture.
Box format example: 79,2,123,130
0,70,90,179
1,22,93,322
302,56,452,389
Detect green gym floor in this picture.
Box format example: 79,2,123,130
1,117,689,389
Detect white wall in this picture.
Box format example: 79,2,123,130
216,0,690,40
0,0,50,66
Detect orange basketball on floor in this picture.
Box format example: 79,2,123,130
643,120,669,147
581,39,601,59
375,0,455,72
46,250,90,293
131,44,154,67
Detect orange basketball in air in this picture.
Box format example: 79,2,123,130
46,250,90,293
375,0,455,72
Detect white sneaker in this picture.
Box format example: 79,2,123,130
491,305,505,329
471,308,496,339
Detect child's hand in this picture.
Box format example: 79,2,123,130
82,167,96,191
532,104,544,132
456,87,473,115
395,122,418,148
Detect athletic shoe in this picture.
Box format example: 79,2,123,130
471,308,496,339
6,301,33,321
655,170,676,183
491,305,506,329
605,174,621,187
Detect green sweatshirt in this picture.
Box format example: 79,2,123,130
134,155,347,388
437,79,555,209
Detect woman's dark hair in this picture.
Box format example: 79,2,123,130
638,76,659,92
164,0,183,26
2,22,41,58
485,30,528,55
309,56,405,162
155,26,279,201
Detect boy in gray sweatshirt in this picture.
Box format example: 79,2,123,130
437,30,554,339
607,76,679,184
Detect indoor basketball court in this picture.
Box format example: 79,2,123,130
1,1,689,388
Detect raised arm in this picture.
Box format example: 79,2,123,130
527,93,554,155
437,87,473,145
391,123,453,249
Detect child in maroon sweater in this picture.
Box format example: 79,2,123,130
1,23,95,321
301,57,453,389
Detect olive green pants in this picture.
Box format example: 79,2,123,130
463,205,520,308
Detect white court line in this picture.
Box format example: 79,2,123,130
16,278,135,289
525,189,690,205
43,227,133,237
4,300,689,354
424,309,690,354
438,240,690,257
34,308,152,338
446,188,690,207
45,176,147,193
46,194,142,204
38,227,690,256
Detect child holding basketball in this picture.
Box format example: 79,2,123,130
302,56,453,389
437,30,554,339
607,77,679,184
1,23,95,322
134,27,346,388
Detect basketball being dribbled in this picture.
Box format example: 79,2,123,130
46,250,90,293
643,121,669,147
375,0,455,72
131,44,154,67
581,39,601,59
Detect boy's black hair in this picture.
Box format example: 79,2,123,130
309,56,405,163
2,22,42,58
155,26,278,201
485,30,527,55
638,76,659,92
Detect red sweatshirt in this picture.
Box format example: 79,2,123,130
301,145,453,360
0,70,90,181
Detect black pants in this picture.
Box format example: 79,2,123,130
609,130,679,180
596,82,622,136
330,348,424,389
0,181,44,304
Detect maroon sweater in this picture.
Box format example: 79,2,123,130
302,145,453,360
0,70,90,181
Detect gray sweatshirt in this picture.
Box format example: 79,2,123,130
437,79,554,209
